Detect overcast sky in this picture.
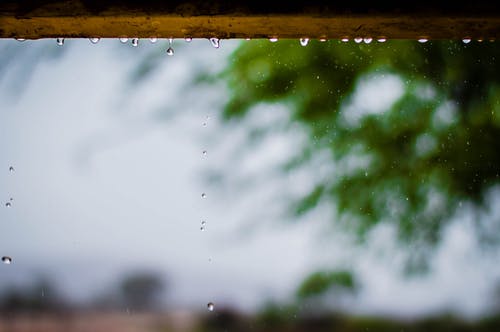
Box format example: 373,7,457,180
0,38,500,319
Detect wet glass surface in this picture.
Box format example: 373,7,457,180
0,37,499,331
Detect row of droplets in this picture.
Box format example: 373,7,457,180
2,166,15,265
295,37,489,45
15,36,490,52
200,116,213,312
15,37,221,55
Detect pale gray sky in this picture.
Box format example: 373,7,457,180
0,38,499,318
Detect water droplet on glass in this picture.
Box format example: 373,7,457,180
119,37,129,43
201,193,207,198
300,38,309,46
363,37,373,44
201,221,206,226
209,37,220,48
418,38,428,43
2,256,12,264
9,198,13,201
202,122,207,127
56,38,64,46
200,226,205,231
5,202,11,208
207,302,215,311
462,38,471,44
202,150,207,156
89,37,100,44
185,37,192,42
15,38,26,42
269,37,278,42
377,37,387,42
131,38,139,47
166,38,174,55
149,37,158,43
354,37,363,43
341,38,349,42
9,166,14,172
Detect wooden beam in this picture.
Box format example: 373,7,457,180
1,1,499,40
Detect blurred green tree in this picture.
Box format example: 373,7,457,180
214,40,500,274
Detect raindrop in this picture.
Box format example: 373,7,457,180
89,37,100,44
341,38,349,42
131,38,139,47
418,38,428,43
2,256,12,265
119,37,129,43
363,37,373,44
377,38,387,42
462,38,471,44
15,38,26,42
201,193,207,198
200,226,205,231
149,37,158,43
185,37,192,42
9,166,14,172
207,302,215,311
56,38,64,46
202,122,207,127
201,221,206,226
269,37,278,42
300,38,309,46
354,37,363,43
5,202,11,208
209,37,220,48
166,38,174,55
202,150,207,156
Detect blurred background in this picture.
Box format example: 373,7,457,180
0,37,500,331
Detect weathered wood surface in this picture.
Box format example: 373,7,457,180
1,1,499,39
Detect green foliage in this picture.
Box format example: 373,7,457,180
297,270,356,299
218,39,500,271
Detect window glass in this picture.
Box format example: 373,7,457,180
1,37,499,331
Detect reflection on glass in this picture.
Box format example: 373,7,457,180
0,38,499,331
